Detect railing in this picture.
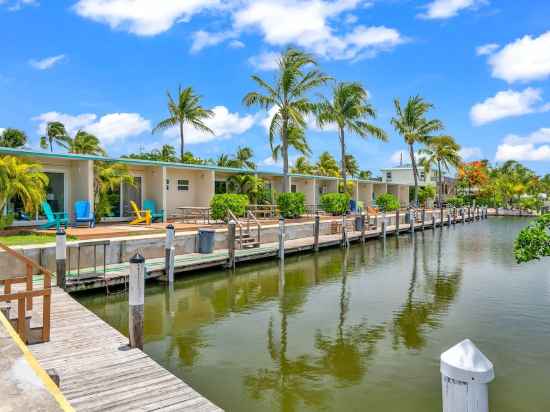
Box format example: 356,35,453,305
247,210,262,244
0,242,52,343
227,209,244,249
247,204,277,219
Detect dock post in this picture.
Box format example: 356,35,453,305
461,208,465,224
440,207,444,226
452,208,457,225
278,216,285,261
468,207,472,222
165,224,175,284
314,212,320,252
410,210,415,234
381,213,387,239
56,228,67,289
129,253,145,350
227,220,236,269
441,339,494,412
360,212,366,243
341,214,348,248
421,209,426,228
396,209,400,233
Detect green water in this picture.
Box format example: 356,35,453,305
78,218,549,412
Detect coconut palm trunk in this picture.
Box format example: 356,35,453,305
179,122,185,161
409,143,420,206
282,120,290,192
437,161,443,208
339,128,346,190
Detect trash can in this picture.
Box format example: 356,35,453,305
198,228,216,254
404,211,411,224
355,216,363,231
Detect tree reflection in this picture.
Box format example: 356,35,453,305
392,230,463,350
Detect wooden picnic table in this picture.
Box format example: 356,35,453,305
176,206,211,223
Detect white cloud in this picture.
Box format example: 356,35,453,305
419,0,485,20
33,111,150,145
0,128,5,135
459,146,482,160
476,43,499,56
259,154,298,167
73,0,221,36
488,31,550,83
3,0,37,11
233,0,405,60
29,54,65,70
228,39,245,48
496,128,550,162
470,88,547,126
248,51,280,71
190,30,236,53
163,105,255,144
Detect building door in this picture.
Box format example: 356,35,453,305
122,176,142,217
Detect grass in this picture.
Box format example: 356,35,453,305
0,232,77,246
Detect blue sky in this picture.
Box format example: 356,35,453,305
1,0,550,175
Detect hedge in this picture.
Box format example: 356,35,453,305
277,192,305,218
210,194,249,221
446,196,465,207
375,193,400,212
320,192,350,215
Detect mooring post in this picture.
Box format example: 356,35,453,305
314,212,320,252
129,253,145,350
441,339,494,412
452,208,457,225
164,224,175,284
461,208,465,224
227,220,236,269
396,209,400,233
468,207,472,222
56,228,67,289
278,216,285,261
360,212,366,243
440,207,444,226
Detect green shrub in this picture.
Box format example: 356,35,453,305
320,192,350,215
418,185,436,206
210,194,249,220
277,192,305,218
375,193,400,212
519,197,543,211
446,196,465,207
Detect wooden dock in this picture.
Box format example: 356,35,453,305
27,286,222,412
62,212,480,293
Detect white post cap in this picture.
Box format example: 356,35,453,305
441,339,494,384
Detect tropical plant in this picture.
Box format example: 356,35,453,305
227,174,265,204
358,170,372,180
391,96,444,206
375,193,400,212
316,82,386,188
457,160,489,201
320,192,350,215
210,194,249,221
418,185,436,207
446,196,465,207
215,153,237,168
419,136,461,207
315,151,339,177
181,151,207,165
40,122,69,152
291,156,315,175
277,192,306,218
344,155,360,178
1,128,27,148
518,197,543,212
515,214,550,263
243,47,330,192
153,86,214,161
68,131,106,155
234,146,256,169
0,156,48,228
93,162,134,221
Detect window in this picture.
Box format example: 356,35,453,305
420,171,426,181
215,180,227,194
291,184,297,193
386,172,392,181
177,179,189,191
165,179,170,191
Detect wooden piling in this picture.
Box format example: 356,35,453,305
164,224,175,284
396,209,400,233
314,213,320,252
56,228,66,289
129,253,145,350
227,220,236,269
360,212,366,243
278,216,285,261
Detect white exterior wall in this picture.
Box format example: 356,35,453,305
381,167,438,187
165,168,214,213
291,177,316,205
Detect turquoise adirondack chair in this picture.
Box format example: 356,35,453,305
40,201,69,230
73,200,95,228
143,199,164,223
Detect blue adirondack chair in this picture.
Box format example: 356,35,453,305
73,200,95,228
40,201,69,230
143,199,164,222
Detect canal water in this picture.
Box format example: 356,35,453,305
78,218,549,412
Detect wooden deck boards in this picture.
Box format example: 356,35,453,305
28,287,222,412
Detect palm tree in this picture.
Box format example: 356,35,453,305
158,144,177,162
391,96,444,207
315,152,340,177
419,136,462,207
291,156,314,175
40,122,69,152
243,48,330,192
234,146,256,169
215,153,238,168
344,155,359,178
0,156,48,224
317,82,387,190
1,128,27,148
153,86,214,162
93,162,134,221
68,131,106,156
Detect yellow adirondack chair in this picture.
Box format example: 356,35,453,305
129,201,151,225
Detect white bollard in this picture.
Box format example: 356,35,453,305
56,228,67,289
129,253,145,349
165,224,175,284
441,339,494,412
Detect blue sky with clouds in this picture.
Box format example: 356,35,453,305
1,0,550,175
